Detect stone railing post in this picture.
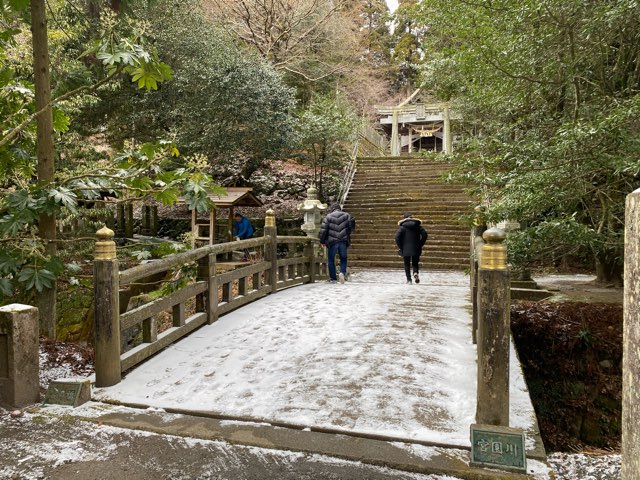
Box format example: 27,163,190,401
0,304,39,407
264,209,278,292
305,242,316,283
93,226,121,387
116,203,126,237
141,205,151,236
476,227,510,426
151,205,158,237
124,202,134,239
623,188,640,479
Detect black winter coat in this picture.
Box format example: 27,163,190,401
319,208,354,246
395,218,428,257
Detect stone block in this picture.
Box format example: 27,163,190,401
0,304,40,408
44,378,91,407
510,288,553,302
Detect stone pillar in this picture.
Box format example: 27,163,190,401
124,203,134,239
116,203,125,237
141,205,151,236
623,188,640,479
151,205,158,237
0,304,39,407
443,106,452,154
93,226,121,387
476,228,510,427
391,109,400,157
264,209,278,293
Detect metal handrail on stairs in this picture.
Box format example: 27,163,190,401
337,142,358,207
337,126,389,207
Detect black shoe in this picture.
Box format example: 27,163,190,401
413,273,420,284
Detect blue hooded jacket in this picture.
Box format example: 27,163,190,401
233,215,254,239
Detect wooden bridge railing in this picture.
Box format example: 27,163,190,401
93,209,327,387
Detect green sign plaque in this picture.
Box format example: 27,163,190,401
44,379,91,407
470,424,527,473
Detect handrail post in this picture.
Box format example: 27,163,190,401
196,252,218,324
264,209,278,292
93,226,121,387
476,227,510,426
305,242,316,283
623,188,640,479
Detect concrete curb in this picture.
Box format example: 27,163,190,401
66,403,553,480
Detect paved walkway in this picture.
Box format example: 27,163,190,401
93,270,542,455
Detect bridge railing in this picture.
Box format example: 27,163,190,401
93,209,326,387
470,206,512,427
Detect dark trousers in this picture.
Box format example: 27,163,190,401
327,241,348,280
403,255,420,280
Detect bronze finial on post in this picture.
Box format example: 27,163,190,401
479,228,507,270
264,209,278,292
476,227,510,427
93,226,121,387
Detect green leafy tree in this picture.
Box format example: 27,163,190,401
418,0,640,283
0,1,212,336
390,0,423,89
297,94,359,200
79,0,297,183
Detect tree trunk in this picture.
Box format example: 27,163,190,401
31,0,57,338
595,255,623,286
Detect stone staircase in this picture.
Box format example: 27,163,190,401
343,156,472,270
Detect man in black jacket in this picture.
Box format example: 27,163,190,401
319,203,354,284
395,212,428,284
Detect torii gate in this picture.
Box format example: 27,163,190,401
375,89,456,157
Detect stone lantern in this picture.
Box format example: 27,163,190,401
298,185,326,239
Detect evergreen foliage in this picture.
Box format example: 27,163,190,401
79,0,298,180
418,0,640,282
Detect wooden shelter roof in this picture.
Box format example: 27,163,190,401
179,187,263,209
209,187,263,208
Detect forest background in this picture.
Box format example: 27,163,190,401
1,0,639,337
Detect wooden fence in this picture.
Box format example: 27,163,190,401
93,210,327,387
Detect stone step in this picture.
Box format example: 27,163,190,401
350,251,469,261
353,229,466,236
346,156,470,270
349,245,470,260
346,202,469,208
351,243,469,251
348,181,464,187
346,191,469,199
350,213,464,220
345,200,471,207
349,259,468,270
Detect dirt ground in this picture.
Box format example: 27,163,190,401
512,275,623,452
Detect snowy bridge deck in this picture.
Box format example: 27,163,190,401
93,270,541,453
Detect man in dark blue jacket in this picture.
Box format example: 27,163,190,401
319,204,354,284
233,213,254,261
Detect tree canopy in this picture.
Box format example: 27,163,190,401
417,0,640,282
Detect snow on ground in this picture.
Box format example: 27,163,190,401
548,452,621,480
93,270,538,450
0,408,471,480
